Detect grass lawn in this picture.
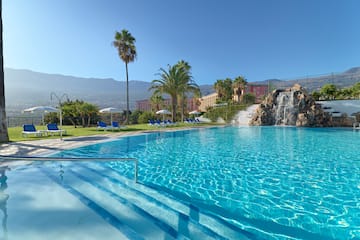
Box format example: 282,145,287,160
8,122,220,142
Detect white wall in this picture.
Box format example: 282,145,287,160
317,100,360,116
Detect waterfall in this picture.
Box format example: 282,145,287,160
233,104,259,125
250,84,332,127
274,91,298,125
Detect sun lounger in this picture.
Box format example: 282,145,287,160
97,121,112,131
148,119,159,127
185,118,196,124
46,123,66,135
156,119,168,127
111,121,120,130
165,120,176,126
22,124,43,137
111,121,126,130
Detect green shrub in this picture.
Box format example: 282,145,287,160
242,93,256,104
138,111,156,124
129,110,142,124
44,112,59,124
203,104,248,123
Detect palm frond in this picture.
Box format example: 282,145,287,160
113,29,137,63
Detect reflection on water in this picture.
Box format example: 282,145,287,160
58,164,64,182
0,166,10,240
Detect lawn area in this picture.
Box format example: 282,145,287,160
8,122,220,142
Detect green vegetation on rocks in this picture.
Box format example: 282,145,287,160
203,104,249,123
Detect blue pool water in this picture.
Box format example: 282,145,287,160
52,126,360,239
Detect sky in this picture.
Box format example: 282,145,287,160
3,0,360,85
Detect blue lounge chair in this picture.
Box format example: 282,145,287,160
22,124,43,137
97,121,111,131
112,121,119,129
165,119,176,126
112,121,126,130
156,119,166,127
47,123,66,135
185,118,194,124
148,119,157,127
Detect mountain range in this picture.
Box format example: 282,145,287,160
4,67,360,116
4,68,214,116
253,67,360,91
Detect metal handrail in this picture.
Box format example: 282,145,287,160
0,155,138,182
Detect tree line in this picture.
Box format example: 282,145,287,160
150,60,200,122
213,76,255,104
312,82,360,100
45,100,100,128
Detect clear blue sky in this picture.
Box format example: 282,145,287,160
3,0,360,85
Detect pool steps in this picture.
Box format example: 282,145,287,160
82,163,254,239
41,162,256,240
41,165,144,240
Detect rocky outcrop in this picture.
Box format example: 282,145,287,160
250,84,332,127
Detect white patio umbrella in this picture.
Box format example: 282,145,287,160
99,107,121,124
23,106,59,125
156,109,171,121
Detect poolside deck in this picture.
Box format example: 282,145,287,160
0,125,218,161
0,131,143,159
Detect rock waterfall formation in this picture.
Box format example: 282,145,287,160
250,84,332,127
233,104,259,125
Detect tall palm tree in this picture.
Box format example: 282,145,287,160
113,29,137,125
177,60,191,72
175,60,200,122
151,63,199,122
150,93,164,112
214,79,232,102
233,76,247,103
214,79,225,100
0,0,8,142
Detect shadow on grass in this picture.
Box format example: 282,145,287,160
119,127,147,132
9,134,72,142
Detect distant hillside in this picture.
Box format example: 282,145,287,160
253,67,360,92
4,68,214,116
5,67,359,116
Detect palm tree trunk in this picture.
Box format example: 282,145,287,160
69,118,77,128
125,62,129,125
81,116,85,127
0,0,9,142
171,95,177,122
181,93,184,122
87,115,91,127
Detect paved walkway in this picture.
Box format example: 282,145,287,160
0,131,144,160
0,125,212,157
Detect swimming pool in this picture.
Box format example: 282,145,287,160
49,126,360,239
0,127,360,239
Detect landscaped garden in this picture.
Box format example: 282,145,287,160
7,122,222,142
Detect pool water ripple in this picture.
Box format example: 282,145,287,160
54,127,360,239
